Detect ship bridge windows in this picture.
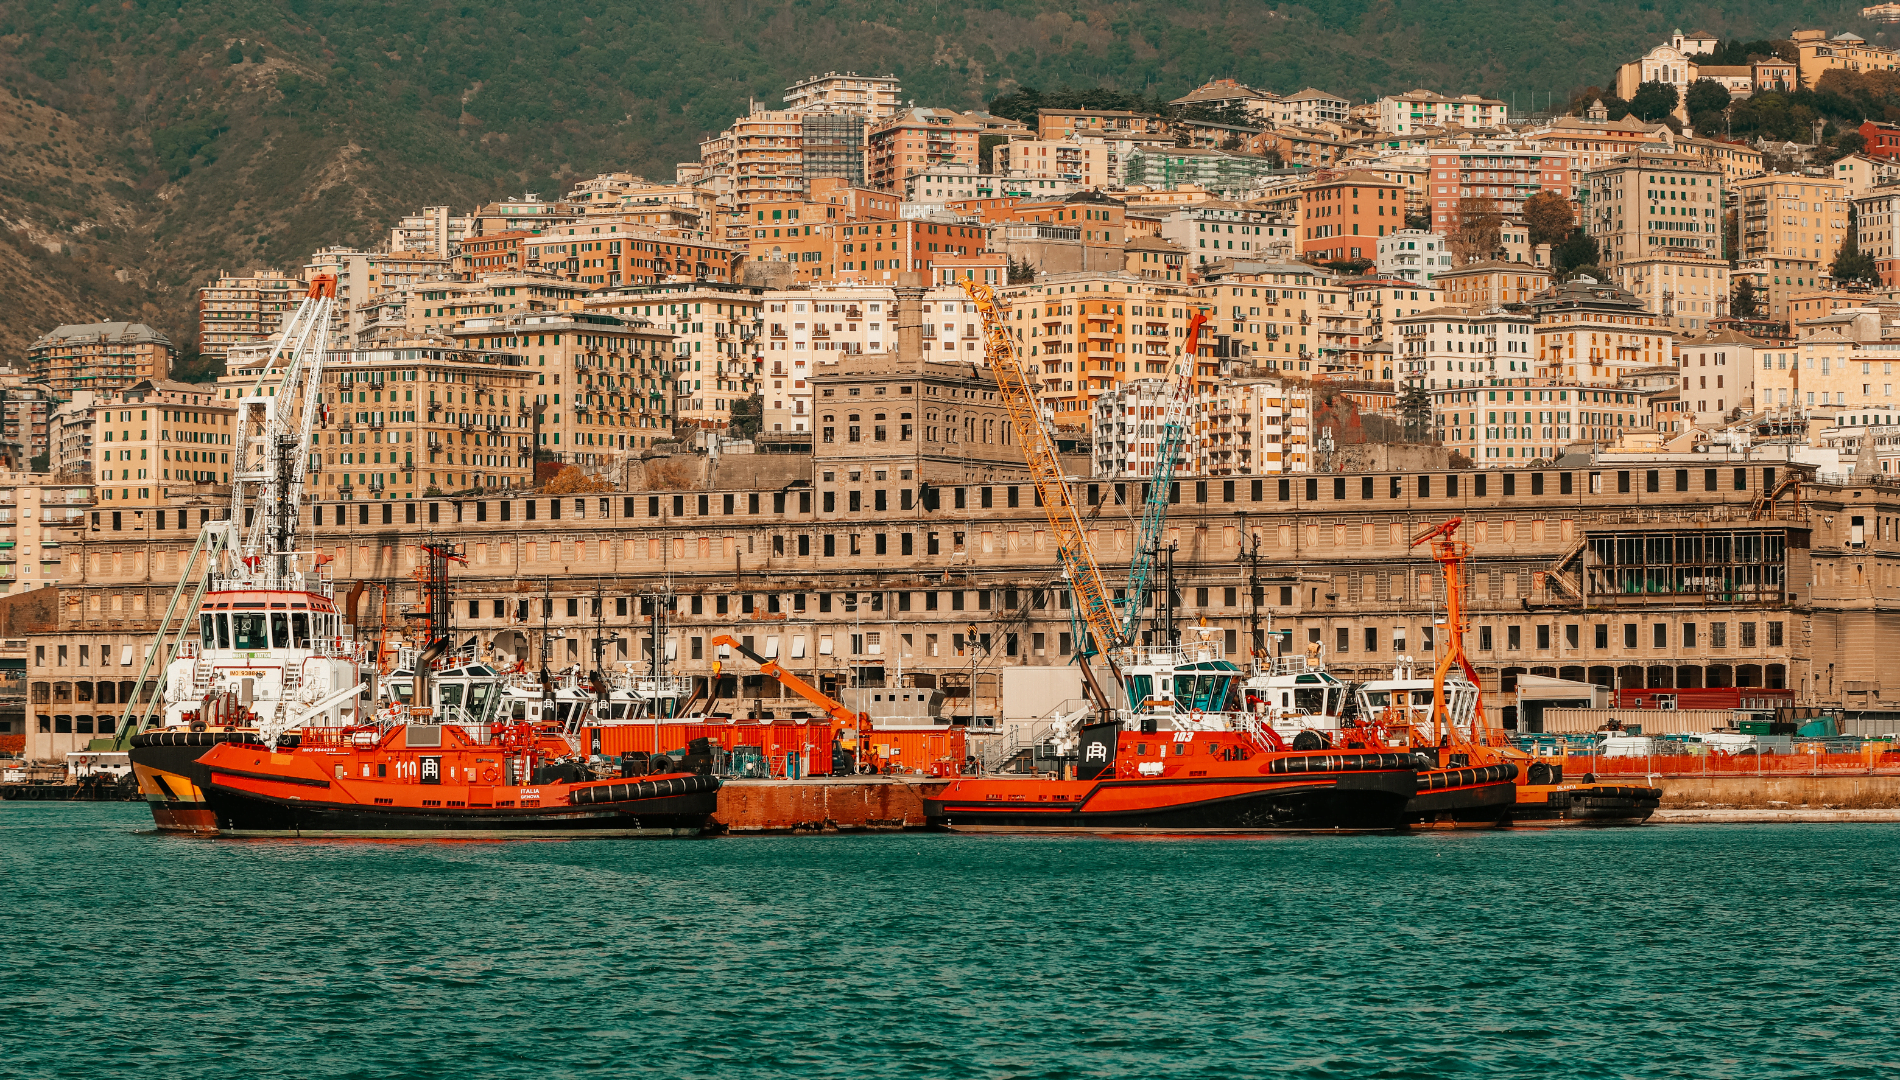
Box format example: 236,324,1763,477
231,614,269,651
202,614,231,650
270,613,289,649
292,613,310,648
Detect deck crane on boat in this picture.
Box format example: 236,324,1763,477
962,280,1123,709
1121,308,1210,647
1408,517,1488,748
112,275,345,750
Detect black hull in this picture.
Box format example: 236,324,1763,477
926,773,1416,833
1403,764,1519,827
201,782,721,837
129,731,267,831
0,779,136,801
1506,786,1661,826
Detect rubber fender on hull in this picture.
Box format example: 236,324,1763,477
1267,752,1416,775
1290,730,1327,751
569,773,720,805
1417,762,1519,790
131,730,275,749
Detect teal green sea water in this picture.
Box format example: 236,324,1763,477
1,803,1895,1079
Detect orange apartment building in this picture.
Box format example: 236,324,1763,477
522,227,737,287
1300,171,1409,262
867,108,981,192
457,231,532,278
999,271,1213,425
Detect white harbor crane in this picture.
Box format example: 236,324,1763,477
113,275,352,748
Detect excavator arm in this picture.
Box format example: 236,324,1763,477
709,635,865,732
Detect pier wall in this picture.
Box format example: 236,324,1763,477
713,777,947,832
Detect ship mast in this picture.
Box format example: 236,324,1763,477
228,275,336,590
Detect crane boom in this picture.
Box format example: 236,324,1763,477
709,634,865,732
964,281,1122,696
229,275,336,587
1122,309,1209,643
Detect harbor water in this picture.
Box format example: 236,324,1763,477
2,803,1895,1079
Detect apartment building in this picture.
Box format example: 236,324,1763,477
299,345,537,500
25,323,173,394
1791,29,1900,88
1275,88,1350,128
1526,106,1674,180
1185,261,1336,376
1431,378,1658,463
999,271,1214,426
1674,329,1759,428
388,205,473,256
448,310,675,465
1124,236,1188,282
1426,145,1573,232
783,72,902,119
471,196,581,237
1396,305,1538,390
1157,201,1295,268
1301,170,1409,262
196,270,299,365
0,387,55,470
1583,150,1725,268
701,108,808,206
0,475,90,594
1610,252,1730,332
990,139,1115,190
1735,173,1849,270
1378,91,1507,135
1197,376,1310,476
586,282,765,424
1122,147,1288,198
1853,187,1900,286
522,226,737,287
1376,230,1455,285
87,379,230,536
1752,309,1900,420
458,231,532,277
1532,275,1676,386
1434,262,1553,308
867,109,980,193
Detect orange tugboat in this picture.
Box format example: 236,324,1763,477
189,722,717,838
923,282,1416,833
121,277,719,837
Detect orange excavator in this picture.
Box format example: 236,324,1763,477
709,634,873,773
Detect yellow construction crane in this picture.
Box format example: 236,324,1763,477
963,280,1121,704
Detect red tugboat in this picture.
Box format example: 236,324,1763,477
191,722,718,838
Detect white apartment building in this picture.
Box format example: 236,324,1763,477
388,205,473,256
1394,305,1537,390
757,283,984,434
304,248,384,341
1377,230,1455,285
1091,378,1179,478
1377,91,1507,135
1198,377,1309,476
1275,88,1350,129
1157,203,1297,267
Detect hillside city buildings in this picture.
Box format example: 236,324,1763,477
16,33,1900,762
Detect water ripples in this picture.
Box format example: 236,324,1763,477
1,805,1896,1079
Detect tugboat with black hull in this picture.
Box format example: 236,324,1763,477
122,277,718,837
924,281,1415,833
